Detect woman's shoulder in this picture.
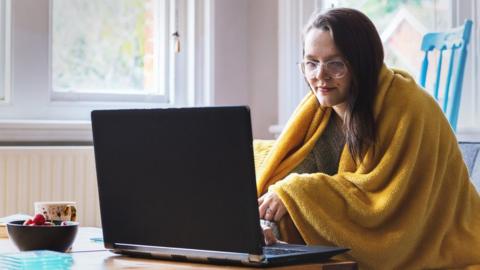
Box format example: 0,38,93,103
373,66,451,139
382,67,441,117
373,66,456,154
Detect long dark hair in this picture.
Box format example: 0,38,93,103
303,8,384,161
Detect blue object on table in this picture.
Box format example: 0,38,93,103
0,250,72,270
89,237,104,243
418,19,473,132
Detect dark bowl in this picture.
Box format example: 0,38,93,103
7,220,78,252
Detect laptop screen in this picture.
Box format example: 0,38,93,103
91,107,264,255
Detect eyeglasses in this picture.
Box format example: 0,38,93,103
299,59,347,79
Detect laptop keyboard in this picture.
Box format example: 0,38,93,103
263,247,304,256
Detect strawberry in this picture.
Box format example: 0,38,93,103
32,214,46,225
23,219,34,225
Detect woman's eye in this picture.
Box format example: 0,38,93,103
328,61,345,70
305,61,317,69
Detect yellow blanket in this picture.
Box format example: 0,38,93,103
254,65,480,269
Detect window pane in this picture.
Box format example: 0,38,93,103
51,0,166,97
333,0,450,79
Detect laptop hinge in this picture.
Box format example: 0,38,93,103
248,254,266,263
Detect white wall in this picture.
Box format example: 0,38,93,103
212,0,249,107
247,0,278,139
212,0,278,139
6,0,50,119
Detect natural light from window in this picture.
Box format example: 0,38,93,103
51,0,168,102
332,0,450,81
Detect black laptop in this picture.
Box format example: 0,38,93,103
91,106,348,266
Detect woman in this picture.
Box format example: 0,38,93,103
254,8,480,269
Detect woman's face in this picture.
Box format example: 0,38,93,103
303,28,352,116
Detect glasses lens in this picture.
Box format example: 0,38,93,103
325,61,346,78
301,60,346,79
302,61,317,79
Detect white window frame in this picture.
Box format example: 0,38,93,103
0,0,214,142
272,0,480,141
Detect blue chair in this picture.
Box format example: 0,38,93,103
419,19,473,132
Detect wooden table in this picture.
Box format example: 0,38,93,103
0,228,357,269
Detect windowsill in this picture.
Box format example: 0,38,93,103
0,120,92,142
268,124,283,139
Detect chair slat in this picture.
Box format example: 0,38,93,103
419,52,429,88
433,49,444,100
449,42,470,130
443,48,456,112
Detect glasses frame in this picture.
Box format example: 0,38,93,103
299,59,348,79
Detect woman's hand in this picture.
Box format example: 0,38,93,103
258,191,287,222
261,223,278,245
262,225,278,246
260,221,287,246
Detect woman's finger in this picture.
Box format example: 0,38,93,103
262,226,277,246
257,196,264,205
258,192,275,218
273,205,287,221
258,197,271,218
264,206,275,221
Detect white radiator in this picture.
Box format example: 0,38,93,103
0,146,101,227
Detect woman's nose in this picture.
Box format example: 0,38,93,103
314,65,330,80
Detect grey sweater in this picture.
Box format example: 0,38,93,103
291,113,346,175
265,113,346,240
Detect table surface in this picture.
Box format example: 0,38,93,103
0,227,357,270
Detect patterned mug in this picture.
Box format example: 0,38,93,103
34,201,77,222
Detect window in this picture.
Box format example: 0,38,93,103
326,0,450,91
0,0,213,142
51,0,168,103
